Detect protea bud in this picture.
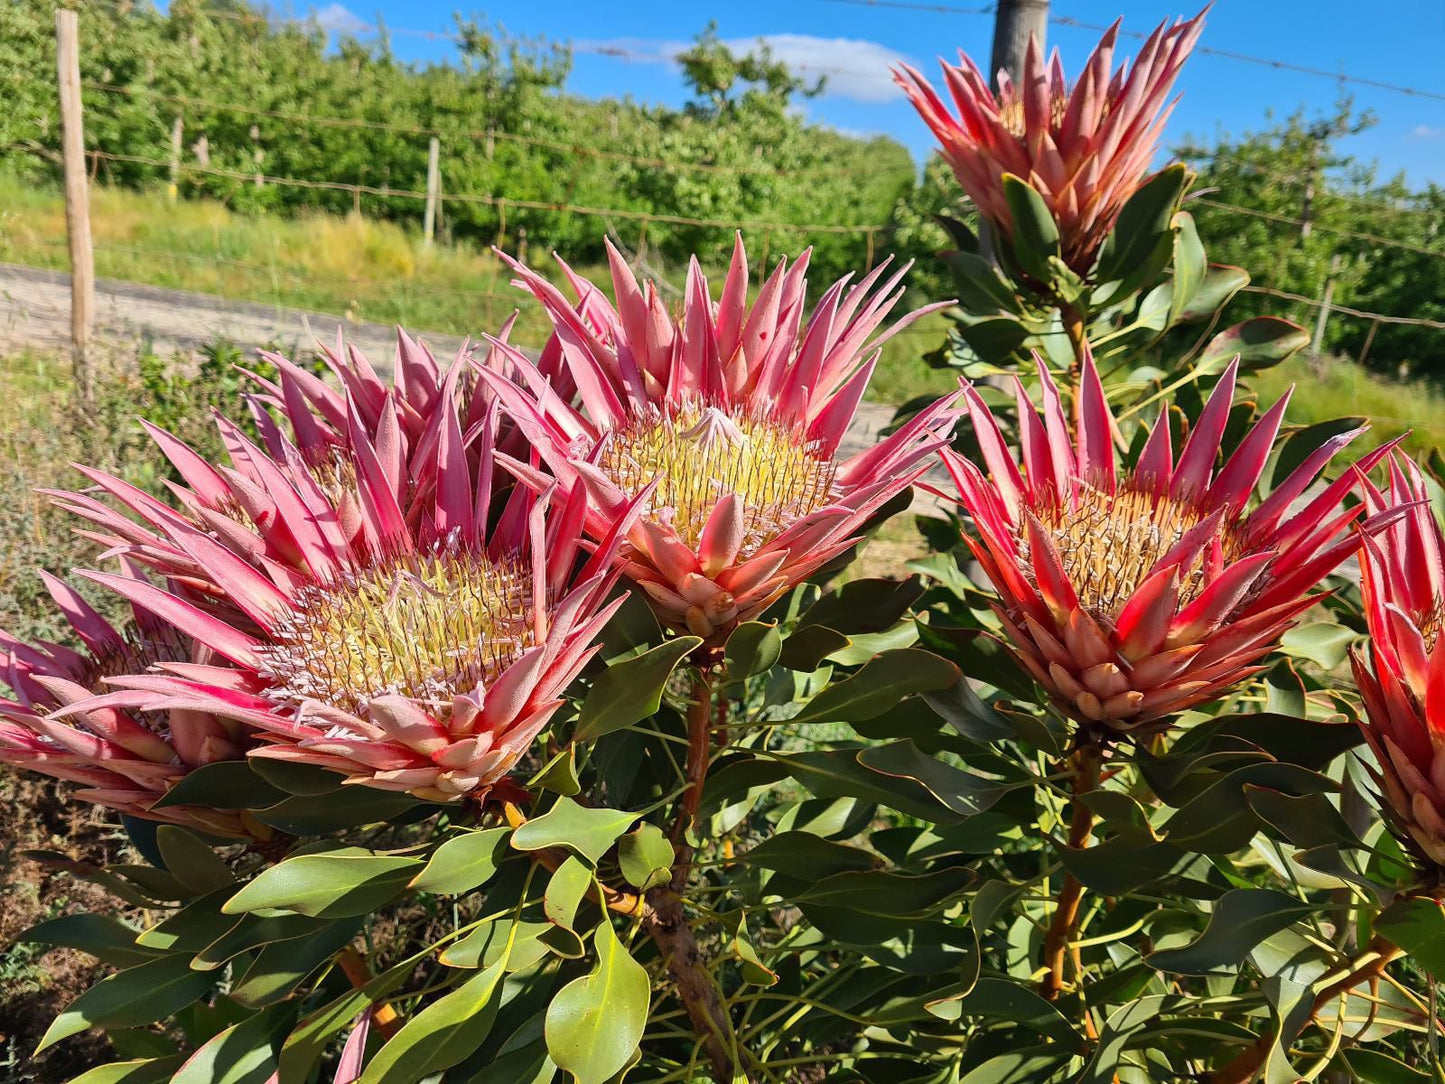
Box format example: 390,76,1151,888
946,352,1396,735
0,564,253,836
895,10,1205,273
479,236,958,643
1354,458,1445,868
47,384,636,803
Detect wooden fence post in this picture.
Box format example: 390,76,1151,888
168,114,183,202
55,8,94,404
1310,253,1341,366
424,136,440,247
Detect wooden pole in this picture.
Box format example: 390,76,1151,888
1311,253,1342,366
168,114,183,202
989,0,1048,90
55,8,94,404
423,136,440,247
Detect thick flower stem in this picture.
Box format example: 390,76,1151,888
1060,301,1089,381
1209,936,1405,1083
1041,738,1103,1003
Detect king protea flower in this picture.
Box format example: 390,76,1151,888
946,353,1396,734
895,11,1205,273
480,237,957,642
0,563,253,836
47,404,639,803
1354,458,1445,868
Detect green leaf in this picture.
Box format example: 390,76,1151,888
250,788,421,834
151,761,288,810
64,1058,187,1084
222,849,421,918
135,889,239,953
793,866,974,918
1197,316,1310,376
440,919,552,971
1375,896,1445,976
725,621,782,681
1096,163,1188,284
545,918,649,1084
1280,622,1356,669
778,624,850,672
510,798,638,866
1001,173,1062,282
229,918,364,1008
544,857,592,932
740,831,877,880
1343,1048,1432,1082
20,914,158,968
192,912,326,970
247,760,344,795
171,1009,286,1084
959,1050,1075,1084
943,250,1027,315
156,827,236,895
528,747,581,796
277,953,416,1079
925,977,1084,1050
857,740,1007,818
798,576,925,638
789,649,959,725
1176,264,1250,323
358,962,507,1084
772,745,987,823
1054,837,1184,895
38,955,216,1051
616,824,674,891
410,828,511,895
1148,889,1312,974
573,637,701,742
1167,211,1206,327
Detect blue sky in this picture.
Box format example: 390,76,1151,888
300,0,1445,185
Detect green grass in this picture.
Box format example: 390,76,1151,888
0,173,954,403
1250,354,1445,456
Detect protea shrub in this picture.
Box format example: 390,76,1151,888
0,563,253,836
46,377,637,803
480,236,957,643
1354,459,1445,869
946,353,1396,736
895,10,1205,273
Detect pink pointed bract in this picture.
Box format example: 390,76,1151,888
895,11,1206,273
1354,458,1445,868
946,352,1398,734
480,236,957,643
0,563,254,836
48,378,634,803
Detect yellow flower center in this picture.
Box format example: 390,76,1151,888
594,402,840,554
1025,487,1247,621
997,90,1070,140
259,548,534,718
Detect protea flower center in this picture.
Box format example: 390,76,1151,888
595,403,839,552
1027,487,1249,620
257,547,534,718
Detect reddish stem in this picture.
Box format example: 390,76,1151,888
1041,739,1102,1002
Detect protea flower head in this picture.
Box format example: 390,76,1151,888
1353,458,1445,870
0,563,253,836
945,352,1397,735
47,398,638,803
479,236,957,642
895,10,1206,273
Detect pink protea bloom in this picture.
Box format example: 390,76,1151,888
945,353,1397,735
1354,458,1445,869
480,237,957,642
48,407,637,804
1,563,253,836
895,11,1205,273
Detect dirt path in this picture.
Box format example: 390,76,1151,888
0,261,944,511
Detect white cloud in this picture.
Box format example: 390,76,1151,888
1408,124,1445,141
311,4,369,36
576,34,912,104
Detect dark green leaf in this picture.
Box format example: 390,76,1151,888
1176,264,1250,322
573,637,701,742
20,914,157,968
1148,889,1312,974
222,849,420,918
151,761,287,811
857,740,1006,817
789,650,959,725
171,1008,287,1084
192,913,326,970
925,977,1084,1050
1096,163,1188,284
793,866,974,918
528,747,581,796
247,760,344,796
250,788,421,834
38,955,216,1051
65,1058,187,1084
1001,174,1061,281
544,857,592,932
725,622,782,681
1168,211,1206,326
230,918,364,1008
156,827,235,895
1054,837,1184,894
1197,316,1310,376
616,824,674,891
741,831,877,879
360,963,507,1084
410,828,511,895
1375,896,1445,976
